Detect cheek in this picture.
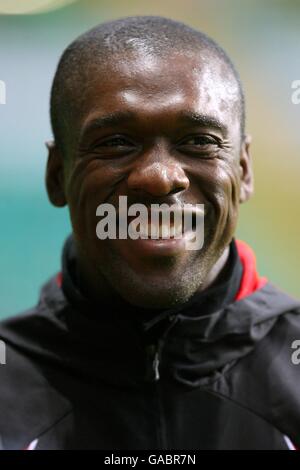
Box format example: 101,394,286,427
199,160,240,237
213,162,241,240
218,162,240,210
66,162,118,238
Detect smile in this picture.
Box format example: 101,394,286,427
96,196,205,251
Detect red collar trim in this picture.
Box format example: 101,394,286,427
235,239,267,301
56,271,62,288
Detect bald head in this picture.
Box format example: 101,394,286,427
50,15,245,156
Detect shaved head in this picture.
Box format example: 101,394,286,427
50,15,245,156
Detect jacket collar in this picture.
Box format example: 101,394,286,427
42,236,297,388
60,234,243,328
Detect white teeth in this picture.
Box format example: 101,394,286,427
134,218,196,239
169,225,176,238
139,227,149,238
174,223,183,237
151,223,159,239
160,223,170,238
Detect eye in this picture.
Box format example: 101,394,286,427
97,136,134,148
177,134,221,157
181,135,219,146
86,134,137,158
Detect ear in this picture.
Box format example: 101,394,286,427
45,140,67,207
239,134,254,204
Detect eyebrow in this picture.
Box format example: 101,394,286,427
80,111,136,141
80,109,227,141
179,111,227,135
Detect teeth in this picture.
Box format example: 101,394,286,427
174,223,183,238
160,224,170,238
123,205,204,240
133,218,197,239
139,226,149,238
169,225,176,238
150,223,159,239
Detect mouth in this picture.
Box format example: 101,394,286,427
126,206,202,239
115,205,204,256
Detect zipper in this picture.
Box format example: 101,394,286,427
153,349,160,381
145,343,161,382
144,314,178,382
144,340,168,448
144,315,179,448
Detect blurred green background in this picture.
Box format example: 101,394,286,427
0,0,299,318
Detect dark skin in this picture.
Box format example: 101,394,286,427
46,50,253,309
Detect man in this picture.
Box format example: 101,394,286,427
0,15,299,450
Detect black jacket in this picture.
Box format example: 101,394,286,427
0,236,300,450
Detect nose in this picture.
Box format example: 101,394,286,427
127,148,189,197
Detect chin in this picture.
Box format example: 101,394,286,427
114,269,205,310
124,291,188,310
97,247,211,309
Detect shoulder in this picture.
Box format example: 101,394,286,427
0,276,72,449
211,282,300,445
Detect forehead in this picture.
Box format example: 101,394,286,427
76,51,240,136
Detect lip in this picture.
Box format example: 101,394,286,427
112,203,205,257
114,228,198,257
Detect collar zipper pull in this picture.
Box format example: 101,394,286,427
153,350,160,381
145,344,160,382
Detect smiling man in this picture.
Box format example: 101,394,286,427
0,15,300,450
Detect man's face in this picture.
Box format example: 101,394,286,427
47,50,253,308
